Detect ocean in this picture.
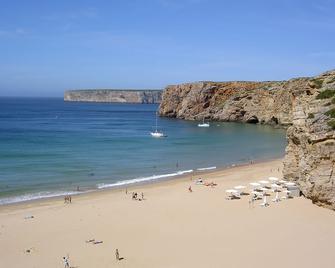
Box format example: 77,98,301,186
0,97,287,204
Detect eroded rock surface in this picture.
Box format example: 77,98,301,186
283,71,335,209
159,71,335,209
159,80,310,126
64,89,162,104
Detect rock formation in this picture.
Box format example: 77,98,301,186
64,89,162,104
159,71,335,209
159,80,309,127
283,70,335,209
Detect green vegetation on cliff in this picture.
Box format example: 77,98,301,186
325,108,335,118
316,89,335,99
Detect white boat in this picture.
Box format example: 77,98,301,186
150,112,166,138
150,130,165,138
198,118,210,127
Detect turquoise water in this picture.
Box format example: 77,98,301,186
0,97,286,204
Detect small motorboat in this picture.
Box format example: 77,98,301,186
198,117,210,127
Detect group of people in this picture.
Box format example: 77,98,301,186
63,249,123,267
131,192,144,201
64,195,72,204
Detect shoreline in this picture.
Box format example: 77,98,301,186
2,157,335,268
0,156,283,211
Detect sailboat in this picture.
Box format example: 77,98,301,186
198,117,210,127
150,112,166,138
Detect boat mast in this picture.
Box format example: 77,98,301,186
156,112,158,132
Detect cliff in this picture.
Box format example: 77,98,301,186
159,79,309,126
159,71,335,209
283,70,335,209
64,89,162,104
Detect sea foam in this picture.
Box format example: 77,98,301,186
197,166,216,171
97,169,194,189
0,191,80,205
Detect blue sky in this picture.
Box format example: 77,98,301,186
0,0,334,96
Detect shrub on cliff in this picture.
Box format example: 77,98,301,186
325,108,335,118
310,78,324,89
316,89,335,99
327,120,335,130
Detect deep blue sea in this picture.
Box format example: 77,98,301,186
0,97,287,204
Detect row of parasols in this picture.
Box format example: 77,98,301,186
226,177,297,207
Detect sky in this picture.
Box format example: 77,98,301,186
0,0,334,97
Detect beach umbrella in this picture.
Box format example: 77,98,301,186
285,182,296,187
271,184,280,190
279,180,287,184
226,189,238,193
269,177,279,182
260,187,268,192
259,180,270,185
234,185,246,190
249,182,261,191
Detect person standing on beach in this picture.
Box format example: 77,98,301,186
63,256,70,268
115,249,120,261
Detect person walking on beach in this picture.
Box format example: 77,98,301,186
141,192,144,200
63,256,70,268
115,249,120,261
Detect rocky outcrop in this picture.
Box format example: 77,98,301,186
159,71,335,209
64,89,162,104
159,79,311,127
283,71,335,209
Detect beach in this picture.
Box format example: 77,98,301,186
1,158,335,268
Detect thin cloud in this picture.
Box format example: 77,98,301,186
43,7,98,21
0,28,28,38
157,0,203,9
309,51,335,58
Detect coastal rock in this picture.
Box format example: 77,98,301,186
64,89,162,104
283,70,335,209
159,79,310,127
159,70,335,210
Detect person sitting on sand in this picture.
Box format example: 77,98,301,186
188,186,192,193
132,192,138,200
63,256,70,268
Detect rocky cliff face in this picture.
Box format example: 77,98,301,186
159,71,335,209
159,79,310,126
64,89,162,104
283,71,335,209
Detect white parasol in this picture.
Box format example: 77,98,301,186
234,185,246,190
269,177,279,182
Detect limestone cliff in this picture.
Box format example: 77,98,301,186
159,79,309,126
64,89,162,104
159,71,335,209
283,71,335,209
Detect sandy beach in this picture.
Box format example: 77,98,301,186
1,159,335,268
